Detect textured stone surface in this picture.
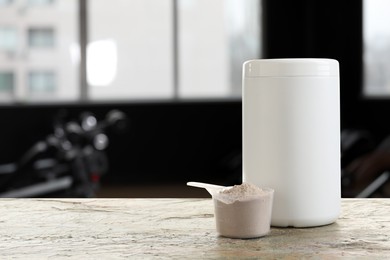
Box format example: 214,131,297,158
0,199,389,259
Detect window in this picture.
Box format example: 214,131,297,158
0,0,261,103
28,0,54,6
28,28,55,48
178,0,260,98
89,0,260,101
0,27,17,51
88,0,174,100
0,0,12,6
0,72,14,92
0,71,14,100
364,0,390,96
28,71,56,93
0,0,79,102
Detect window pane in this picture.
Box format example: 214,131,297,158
0,27,17,51
0,0,12,6
0,71,14,101
0,0,79,102
28,71,56,93
0,71,14,92
88,0,174,100
364,0,390,96
178,0,260,98
28,0,54,6
28,27,55,47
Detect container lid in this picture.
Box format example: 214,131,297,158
243,59,339,77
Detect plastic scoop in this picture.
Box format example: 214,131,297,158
188,181,274,239
186,182,229,196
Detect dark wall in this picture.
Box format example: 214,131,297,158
0,102,242,185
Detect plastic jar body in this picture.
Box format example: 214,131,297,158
242,59,340,227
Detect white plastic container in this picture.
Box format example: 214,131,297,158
242,59,340,227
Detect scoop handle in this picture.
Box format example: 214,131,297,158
187,182,227,196
187,182,226,190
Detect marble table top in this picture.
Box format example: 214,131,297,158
0,198,389,259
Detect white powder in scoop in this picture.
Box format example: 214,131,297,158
220,182,266,196
213,182,273,239
217,182,267,203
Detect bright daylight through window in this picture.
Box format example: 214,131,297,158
0,0,261,103
364,0,390,96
